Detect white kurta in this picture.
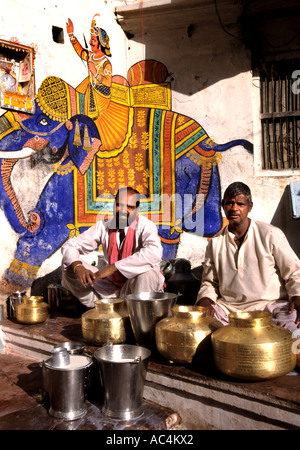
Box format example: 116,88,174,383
197,220,300,315
61,215,164,305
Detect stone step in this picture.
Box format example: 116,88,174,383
1,315,84,361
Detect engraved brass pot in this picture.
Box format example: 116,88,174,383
81,298,129,345
15,296,49,324
211,311,296,381
155,305,223,364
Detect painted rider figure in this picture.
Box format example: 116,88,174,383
66,15,129,152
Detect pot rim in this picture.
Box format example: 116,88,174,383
125,292,178,302
229,310,272,327
94,344,151,363
43,354,93,370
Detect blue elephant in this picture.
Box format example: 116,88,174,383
0,72,252,293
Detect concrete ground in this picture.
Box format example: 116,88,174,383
0,349,182,431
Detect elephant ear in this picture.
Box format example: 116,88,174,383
67,114,101,175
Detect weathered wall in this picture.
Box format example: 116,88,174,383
0,0,299,298
115,0,300,264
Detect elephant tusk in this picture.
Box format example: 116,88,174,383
0,147,35,159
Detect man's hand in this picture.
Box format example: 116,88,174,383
71,263,95,288
71,262,117,288
92,264,117,281
289,296,300,327
195,297,215,317
66,18,74,34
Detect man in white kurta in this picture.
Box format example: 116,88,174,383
196,182,300,339
62,187,164,307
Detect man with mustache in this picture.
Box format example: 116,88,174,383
196,182,300,337
61,187,164,307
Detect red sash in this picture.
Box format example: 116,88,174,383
107,215,139,286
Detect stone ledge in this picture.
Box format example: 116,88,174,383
144,361,300,429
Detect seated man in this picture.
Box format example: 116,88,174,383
62,186,164,307
196,182,300,339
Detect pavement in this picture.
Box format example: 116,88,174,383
0,309,182,431
0,349,182,431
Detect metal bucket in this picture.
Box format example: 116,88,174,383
94,344,151,420
47,283,84,316
43,349,92,421
7,291,26,318
125,292,178,348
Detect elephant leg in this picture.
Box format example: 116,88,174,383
201,165,222,236
1,170,76,294
158,226,181,261
174,154,223,238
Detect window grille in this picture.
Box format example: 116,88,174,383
260,60,300,170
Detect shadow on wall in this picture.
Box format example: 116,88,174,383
31,267,62,298
117,0,250,96
271,185,300,258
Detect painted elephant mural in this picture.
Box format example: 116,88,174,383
0,59,253,294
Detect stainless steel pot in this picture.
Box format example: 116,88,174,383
7,291,26,318
43,349,93,421
94,344,151,420
125,292,178,349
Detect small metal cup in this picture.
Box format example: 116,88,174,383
54,341,85,355
51,348,70,367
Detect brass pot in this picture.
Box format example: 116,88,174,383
15,296,49,324
211,311,297,381
155,305,222,364
81,298,129,345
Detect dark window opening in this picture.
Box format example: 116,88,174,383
259,60,300,170
52,26,64,44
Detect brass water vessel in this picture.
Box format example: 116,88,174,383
211,311,296,381
15,296,49,324
81,298,129,345
155,305,222,364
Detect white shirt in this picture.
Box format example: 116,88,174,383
61,214,163,280
198,220,300,314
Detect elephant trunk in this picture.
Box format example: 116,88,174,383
1,159,36,232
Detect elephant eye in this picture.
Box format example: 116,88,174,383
39,117,49,126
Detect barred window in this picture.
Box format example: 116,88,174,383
260,60,300,170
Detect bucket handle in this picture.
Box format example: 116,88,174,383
102,342,141,363
130,356,141,364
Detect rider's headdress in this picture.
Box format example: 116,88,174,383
90,14,111,57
